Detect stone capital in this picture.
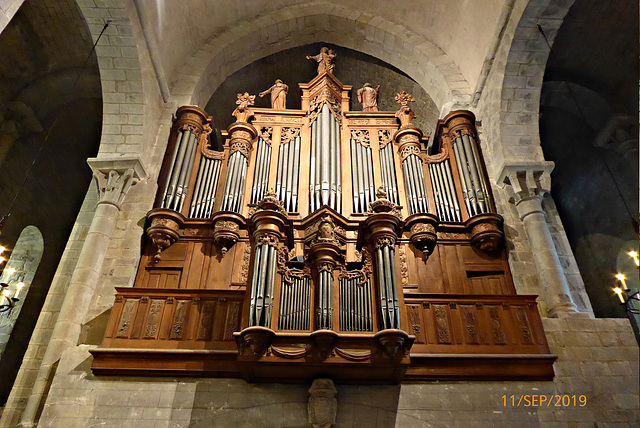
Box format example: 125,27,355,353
87,156,148,209
496,161,554,205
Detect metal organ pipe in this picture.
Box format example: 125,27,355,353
375,244,400,330
379,143,399,206
446,130,493,217
317,269,333,330
339,277,373,332
249,243,278,327
310,104,341,212
291,136,301,210
310,122,317,212
251,137,271,204
163,130,197,211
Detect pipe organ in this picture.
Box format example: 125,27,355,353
92,57,556,382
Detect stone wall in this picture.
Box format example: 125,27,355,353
31,317,639,427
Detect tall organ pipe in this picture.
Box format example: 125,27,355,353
375,245,400,330
291,136,301,211
309,122,317,212
310,104,341,212
249,243,278,327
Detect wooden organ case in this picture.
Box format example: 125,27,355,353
91,69,556,382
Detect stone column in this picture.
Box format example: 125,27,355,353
19,156,147,427
498,162,577,317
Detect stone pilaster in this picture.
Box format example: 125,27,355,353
18,156,147,427
498,162,577,317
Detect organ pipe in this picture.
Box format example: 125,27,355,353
310,104,341,212
402,154,428,215
452,131,492,216
251,135,272,205
375,243,400,329
379,140,399,206
249,242,278,327
276,130,301,212
278,276,311,330
339,278,373,331
189,156,222,218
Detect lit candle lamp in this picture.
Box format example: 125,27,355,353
0,256,5,264
629,251,639,267
14,282,25,299
2,288,10,299
6,267,15,276
0,246,5,254
615,273,628,290
613,287,625,303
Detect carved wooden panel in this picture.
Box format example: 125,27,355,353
143,299,164,339
115,298,138,338
170,300,190,340
196,302,216,340
101,289,244,350
405,294,550,355
433,304,452,344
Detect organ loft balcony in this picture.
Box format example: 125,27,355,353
90,52,556,382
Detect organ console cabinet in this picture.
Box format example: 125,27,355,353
91,66,556,382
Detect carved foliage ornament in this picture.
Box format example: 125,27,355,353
400,144,422,162
256,233,279,248
351,129,370,148
309,87,342,125
375,236,395,249
394,91,416,128
259,126,273,146
281,127,301,145
277,244,311,284
337,247,372,285
232,92,256,123
379,129,392,149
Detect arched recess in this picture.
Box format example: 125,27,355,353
171,2,472,112
0,226,44,360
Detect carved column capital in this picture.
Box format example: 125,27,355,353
497,162,554,218
87,156,148,209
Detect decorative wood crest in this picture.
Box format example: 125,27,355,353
281,127,301,145
232,92,256,123
400,141,422,162
309,86,342,125
277,243,311,284
351,129,370,148
337,247,372,285
259,126,273,146
394,91,416,128
379,129,392,149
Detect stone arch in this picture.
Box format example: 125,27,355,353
75,0,148,156
171,2,472,111
497,0,576,163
